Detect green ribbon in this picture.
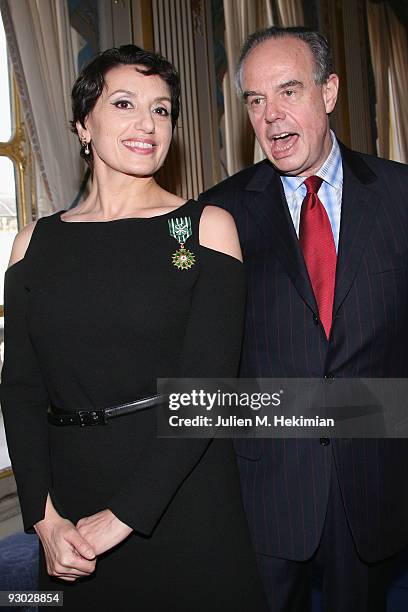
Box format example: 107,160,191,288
168,216,192,244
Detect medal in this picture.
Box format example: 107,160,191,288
172,247,196,270
168,216,195,270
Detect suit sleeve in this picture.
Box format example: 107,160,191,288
0,261,51,533
107,247,246,535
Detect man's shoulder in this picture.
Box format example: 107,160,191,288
198,159,274,205
340,144,408,180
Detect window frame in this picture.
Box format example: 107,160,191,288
0,73,35,237
0,72,36,479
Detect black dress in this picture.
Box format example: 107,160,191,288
1,200,266,611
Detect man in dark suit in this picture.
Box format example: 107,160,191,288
198,26,408,612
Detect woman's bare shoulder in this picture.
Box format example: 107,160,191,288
8,221,38,267
198,205,242,261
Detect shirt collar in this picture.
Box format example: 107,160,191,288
280,130,343,195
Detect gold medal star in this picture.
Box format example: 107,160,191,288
172,247,196,270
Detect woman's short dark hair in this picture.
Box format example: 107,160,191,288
71,45,180,166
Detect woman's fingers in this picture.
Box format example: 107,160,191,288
56,561,94,576
50,555,96,579
47,525,97,578
55,567,91,577
64,527,96,561
53,574,78,582
35,503,97,580
56,547,96,575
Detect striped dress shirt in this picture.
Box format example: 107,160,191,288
280,131,343,252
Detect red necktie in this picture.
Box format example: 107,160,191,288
299,176,337,339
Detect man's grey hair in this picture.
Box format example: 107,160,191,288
235,26,334,96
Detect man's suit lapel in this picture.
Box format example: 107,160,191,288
242,148,381,325
243,161,318,313
333,145,380,317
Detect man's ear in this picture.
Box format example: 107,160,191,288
323,73,339,114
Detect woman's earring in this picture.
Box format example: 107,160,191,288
81,138,90,155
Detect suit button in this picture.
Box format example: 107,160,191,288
324,373,334,382
320,437,330,446
312,313,319,325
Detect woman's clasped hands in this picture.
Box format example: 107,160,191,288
35,495,132,581
76,508,133,556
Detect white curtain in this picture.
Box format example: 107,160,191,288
367,0,408,163
275,0,304,26
366,1,390,159
387,4,408,163
222,0,273,174
221,0,306,172
253,0,304,163
252,0,305,164
0,0,84,213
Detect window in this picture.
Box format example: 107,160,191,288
0,13,17,301
0,11,35,473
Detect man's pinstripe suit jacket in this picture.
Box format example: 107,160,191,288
198,144,408,563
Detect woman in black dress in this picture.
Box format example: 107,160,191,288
1,45,266,610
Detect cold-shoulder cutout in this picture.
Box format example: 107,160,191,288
8,221,38,268
5,257,26,276
198,244,244,267
198,205,242,262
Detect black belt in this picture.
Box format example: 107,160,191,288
47,395,164,427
